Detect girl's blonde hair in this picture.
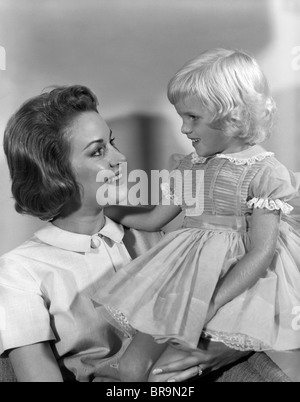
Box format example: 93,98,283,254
167,48,276,144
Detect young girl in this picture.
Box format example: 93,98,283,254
93,48,300,382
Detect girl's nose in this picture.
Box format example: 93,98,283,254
181,125,193,135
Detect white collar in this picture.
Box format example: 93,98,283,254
34,214,125,253
191,145,274,166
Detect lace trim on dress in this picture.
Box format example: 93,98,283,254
160,183,182,205
215,152,274,166
216,152,274,165
203,330,271,352
191,151,274,166
247,197,294,214
191,152,208,165
104,305,136,339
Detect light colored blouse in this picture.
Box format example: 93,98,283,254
0,213,133,382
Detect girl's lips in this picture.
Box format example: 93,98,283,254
191,139,200,147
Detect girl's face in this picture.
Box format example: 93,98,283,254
174,95,247,157
68,111,128,209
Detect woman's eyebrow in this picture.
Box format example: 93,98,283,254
83,130,113,150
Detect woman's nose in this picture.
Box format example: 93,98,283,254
109,147,127,167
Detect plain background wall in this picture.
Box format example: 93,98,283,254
0,0,299,380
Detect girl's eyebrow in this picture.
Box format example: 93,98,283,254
83,129,113,150
178,109,199,115
186,111,200,115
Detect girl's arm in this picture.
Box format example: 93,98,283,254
105,204,182,232
9,342,64,382
207,208,280,321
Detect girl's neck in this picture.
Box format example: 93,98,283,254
52,208,106,236
222,142,252,155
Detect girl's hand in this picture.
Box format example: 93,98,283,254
153,337,250,383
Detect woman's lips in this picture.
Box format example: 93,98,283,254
105,172,123,184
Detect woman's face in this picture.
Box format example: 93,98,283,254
68,111,128,209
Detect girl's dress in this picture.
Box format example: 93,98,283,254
93,145,300,352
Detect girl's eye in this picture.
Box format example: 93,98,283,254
190,115,199,121
110,137,116,147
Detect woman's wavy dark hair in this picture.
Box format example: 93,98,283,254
3,85,99,221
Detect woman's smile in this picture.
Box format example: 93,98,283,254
105,171,123,184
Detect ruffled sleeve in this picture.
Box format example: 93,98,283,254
160,153,187,206
248,162,300,215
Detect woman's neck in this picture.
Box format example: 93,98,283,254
52,209,106,236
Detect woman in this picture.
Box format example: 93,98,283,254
0,85,247,382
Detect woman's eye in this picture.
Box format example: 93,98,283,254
92,147,105,157
91,138,117,157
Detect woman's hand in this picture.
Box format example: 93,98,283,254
152,337,250,382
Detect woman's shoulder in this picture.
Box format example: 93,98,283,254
0,235,47,264
0,239,43,293
0,234,53,285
